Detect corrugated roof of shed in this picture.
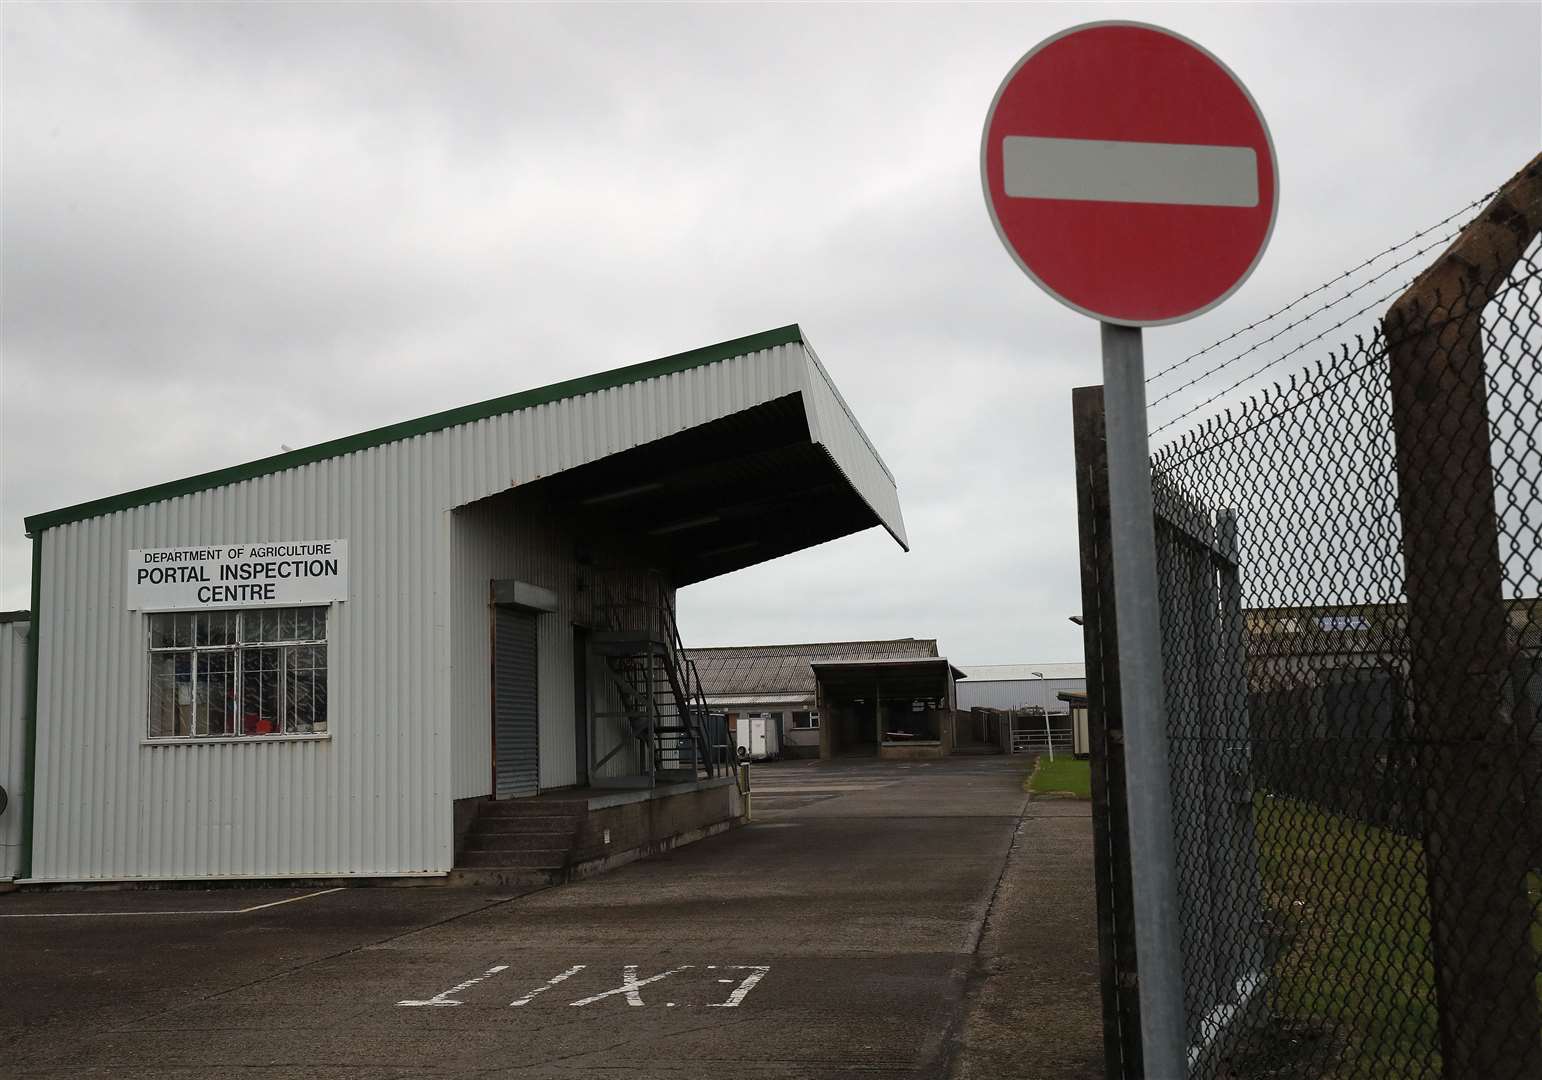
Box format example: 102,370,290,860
26,324,865,535
688,638,938,696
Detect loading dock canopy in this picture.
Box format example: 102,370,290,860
25,325,906,587
518,392,879,586
812,658,966,703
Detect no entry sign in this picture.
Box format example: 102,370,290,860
981,22,1278,326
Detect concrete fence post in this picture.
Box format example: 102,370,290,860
1383,152,1542,1079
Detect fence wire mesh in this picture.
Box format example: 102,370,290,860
1138,220,1542,1080
1077,171,1542,1080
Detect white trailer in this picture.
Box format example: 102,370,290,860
735,712,782,761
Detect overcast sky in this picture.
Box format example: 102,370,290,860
3,2,1538,664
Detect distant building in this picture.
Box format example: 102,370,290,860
689,638,965,759
955,663,1086,714
954,663,1087,755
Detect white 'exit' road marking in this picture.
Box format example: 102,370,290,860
396,963,772,1009
707,965,771,1007
397,964,509,1007
510,964,586,1007
569,965,694,1007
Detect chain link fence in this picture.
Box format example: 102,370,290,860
1079,158,1541,1079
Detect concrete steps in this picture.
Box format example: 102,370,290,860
463,830,571,851
457,848,570,869
468,818,571,836
476,800,587,818
455,798,583,876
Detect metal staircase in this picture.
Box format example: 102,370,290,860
590,573,727,784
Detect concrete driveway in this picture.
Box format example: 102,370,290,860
0,756,1101,1079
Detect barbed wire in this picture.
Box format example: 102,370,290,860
1144,190,1494,388
1148,275,1417,438
1146,227,1465,412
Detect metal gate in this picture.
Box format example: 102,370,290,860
493,605,540,799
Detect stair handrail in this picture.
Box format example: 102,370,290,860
591,569,721,779
652,582,719,778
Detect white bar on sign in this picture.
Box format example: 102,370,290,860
1002,136,1258,208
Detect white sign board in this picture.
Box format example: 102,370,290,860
127,540,349,611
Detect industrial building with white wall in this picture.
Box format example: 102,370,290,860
955,663,1087,754
1,612,26,881
6,326,907,884
690,638,967,759
955,663,1086,713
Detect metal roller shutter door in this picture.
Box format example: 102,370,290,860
494,606,540,798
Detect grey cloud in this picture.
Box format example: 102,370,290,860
4,2,1538,665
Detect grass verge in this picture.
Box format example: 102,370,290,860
1027,756,1090,798
1255,795,1542,1078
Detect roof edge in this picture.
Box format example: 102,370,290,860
25,323,804,535
688,637,936,655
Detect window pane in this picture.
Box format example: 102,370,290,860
287,644,327,734
150,606,330,740
298,607,325,642
149,614,175,650
198,610,238,647
241,608,274,644
241,647,284,735
196,650,237,736
149,651,192,737
252,607,325,644
150,612,196,650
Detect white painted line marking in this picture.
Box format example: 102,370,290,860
1002,136,1259,207
234,887,345,912
397,964,509,1007
0,910,229,919
569,965,693,1007
0,887,344,919
707,965,771,1007
509,964,586,1007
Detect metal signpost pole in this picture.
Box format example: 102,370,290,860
1032,670,1053,761
1100,322,1186,1077
981,25,1278,1078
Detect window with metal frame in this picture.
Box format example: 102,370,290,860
147,606,328,739
791,710,820,729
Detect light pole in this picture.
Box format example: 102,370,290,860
1031,670,1052,762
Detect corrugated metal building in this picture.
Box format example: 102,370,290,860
690,638,966,759
15,325,906,883
689,638,941,755
1,612,27,881
955,663,1087,713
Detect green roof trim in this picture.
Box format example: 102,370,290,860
25,324,804,535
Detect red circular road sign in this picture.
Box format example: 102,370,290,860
981,22,1278,327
